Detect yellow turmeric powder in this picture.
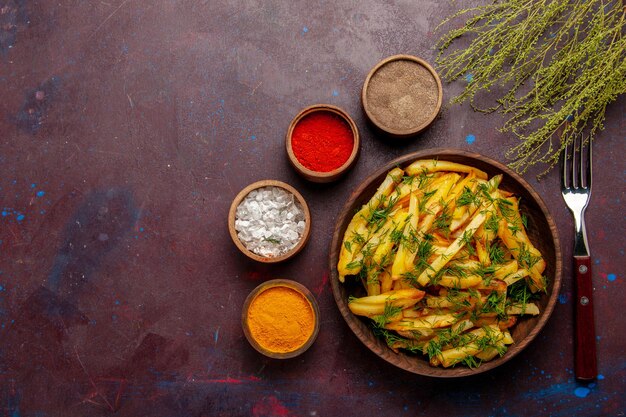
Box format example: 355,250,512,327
247,286,315,353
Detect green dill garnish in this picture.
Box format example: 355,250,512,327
476,183,494,202
366,196,399,230
389,171,403,184
413,235,435,274
373,302,403,328
507,222,521,236
418,191,437,213
351,231,366,245
457,186,481,207
473,264,496,279
402,270,419,287
484,215,500,235
487,242,506,265
433,200,452,232
520,213,528,229
497,199,515,220
344,241,352,253
263,237,281,244
404,225,419,253
460,231,476,256
390,228,405,245
426,339,443,361
373,327,402,346
402,175,416,185
516,243,541,270
507,279,541,306
416,169,434,189
346,260,361,271
480,291,507,320
461,355,481,369
445,289,473,312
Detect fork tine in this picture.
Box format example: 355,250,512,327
569,135,578,190
579,134,587,189
586,136,592,189
561,138,569,189
574,134,581,189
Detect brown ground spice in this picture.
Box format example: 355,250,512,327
366,59,439,131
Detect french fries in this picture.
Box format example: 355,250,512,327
338,159,548,368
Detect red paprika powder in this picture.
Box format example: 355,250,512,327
291,111,354,172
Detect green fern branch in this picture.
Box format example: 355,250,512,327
436,0,626,176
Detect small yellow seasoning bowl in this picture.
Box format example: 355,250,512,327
242,279,320,359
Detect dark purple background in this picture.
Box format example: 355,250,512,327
0,1,624,416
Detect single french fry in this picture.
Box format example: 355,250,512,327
366,281,380,296
352,288,425,305
371,212,409,267
493,259,518,279
405,160,488,180
344,210,403,277
506,302,540,316
385,314,458,331
504,268,529,286
415,173,460,225
476,279,507,294
474,316,517,330
437,274,483,289
338,167,403,281
390,338,429,353
475,342,506,361
402,307,428,318
426,292,472,309
391,193,420,279
475,239,490,265
497,197,546,290
379,270,393,294
450,178,483,232
371,308,403,324
397,328,435,340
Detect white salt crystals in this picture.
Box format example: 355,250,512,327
234,186,306,258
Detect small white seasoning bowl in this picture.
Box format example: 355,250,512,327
228,180,311,263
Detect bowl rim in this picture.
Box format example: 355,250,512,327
286,104,360,181
361,54,443,137
329,148,562,377
228,180,311,263
241,278,321,359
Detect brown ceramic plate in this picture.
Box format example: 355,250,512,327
329,149,562,377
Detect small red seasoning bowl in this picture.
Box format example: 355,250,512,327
286,104,360,183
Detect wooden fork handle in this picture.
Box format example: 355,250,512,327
574,256,597,380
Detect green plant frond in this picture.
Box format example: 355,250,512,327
436,0,625,176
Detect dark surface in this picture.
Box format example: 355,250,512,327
0,1,624,416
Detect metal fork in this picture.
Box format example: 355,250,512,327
560,134,597,381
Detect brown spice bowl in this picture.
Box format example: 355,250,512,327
228,180,311,263
241,279,321,359
362,55,443,138
286,104,360,183
329,149,562,377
